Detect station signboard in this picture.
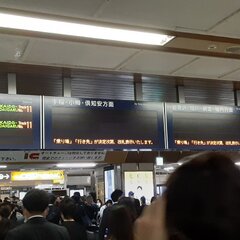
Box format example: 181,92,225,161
166,103,240,150
44,97,165,150
11,170,64,181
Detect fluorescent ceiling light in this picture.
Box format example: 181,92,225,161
0,165,7,169
0,13,174,46
56,163,96,168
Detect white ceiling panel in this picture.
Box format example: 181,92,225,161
97,0,240,31
210,11,240,38
24,39,138,69
173,57,240,79
122,51,196,75
0,0,104,18
222,68,240,81
0,34,29,61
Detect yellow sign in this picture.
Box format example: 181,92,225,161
11,170,64,181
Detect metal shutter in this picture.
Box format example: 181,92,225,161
0,73,8,93
184,79,235,106
71,70,134,100
17,73,62,96
142,75,177,102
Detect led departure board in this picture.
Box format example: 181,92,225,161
0,94,41,149
166,103,240,150
44,97,164,150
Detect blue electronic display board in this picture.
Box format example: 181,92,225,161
166,103,240,150
44,97,165,150
0,94,41,149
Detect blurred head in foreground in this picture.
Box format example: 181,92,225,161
165,152,240,240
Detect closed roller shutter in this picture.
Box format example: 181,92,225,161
142,75,177,102
71,70,134,100
0,73,8,93
17,73,62,96
184,79,235,106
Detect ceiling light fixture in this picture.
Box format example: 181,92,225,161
0,13,174,46
56,163,97,168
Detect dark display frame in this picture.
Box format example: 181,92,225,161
43,97,165,150
166,103,240,150
0,94,41,149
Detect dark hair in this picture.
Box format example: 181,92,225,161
111,189,123,202
109,205,134,240
89,192,97,203
49,193,57,205
140,196,146,205
22,189,49,213
71,192,81,202
128,191,134,197
165,152,240,240
0,203,13,219
150,196,156,203
59,197,76,219
118,197,137,221
105,199,113,205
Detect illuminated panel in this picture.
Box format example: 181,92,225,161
166,103,240,150
11,170,64,181
44,97,164,150
0,94,40,149
104,166,115,202
124,171,154,204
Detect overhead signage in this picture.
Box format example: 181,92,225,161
0,94,41,149
166,103,240,150
0,171,11,182
44,97,165,150
11,170,64,181
0,150,106,162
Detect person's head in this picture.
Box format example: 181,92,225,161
48,193,57,205
111,189,123,203
165,152,240,240
0,203,14,239
106,199,113,207
3,197,10,203
72,192,81,202
89,192,97,203
22,189,49,218
128,191,134,198
109,205,134,240
86,195,93,205
150,196,156,204
118,197,137,221
96,199,103,207
0,202,13,220
59,197,76,220
140,196,146,205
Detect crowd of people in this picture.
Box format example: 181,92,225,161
0,152,240,240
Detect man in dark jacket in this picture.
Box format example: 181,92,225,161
5,189,70,240
99,189,123,240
